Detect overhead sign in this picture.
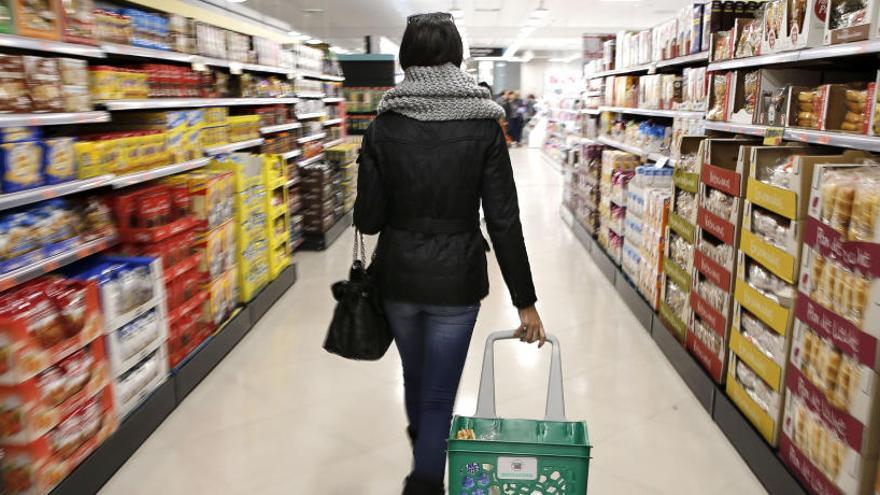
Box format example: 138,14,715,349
470,47,504,58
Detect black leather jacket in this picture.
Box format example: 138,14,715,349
353,112,537,309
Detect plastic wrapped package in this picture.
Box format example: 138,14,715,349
707,74,729,121
676,190,697,220
693,317,723,355
809,254,870,326
796,89,819,128
741,309,786,362
752,207,792,250
665,280,690,322
758,154,797,189
703,188,736,219
697,277,727,312
701,241,734,267
669,233,694,268
736,359,780,417
747,260,795,303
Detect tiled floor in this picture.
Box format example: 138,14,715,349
100,148,767,494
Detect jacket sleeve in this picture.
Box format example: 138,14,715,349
353,126,386,235
481,123,537,309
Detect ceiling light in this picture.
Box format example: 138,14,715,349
305,38,322,45
287,30,301,37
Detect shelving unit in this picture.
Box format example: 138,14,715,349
296,92,326,99
0,111,111,126
596,136,675,164
322,118,344,127
323,97,345,103
281,149,303,160
297,153,324,167
0,235,118,292
300,211,352,251
323,138,344,149
707,38,880,71
260,122,303,134
300,71,346,82
110,158,213,188
0,33,106,58
599,106,704,119
586,51,709,79
103,97,299,111
0,175,114,211
295,112,327,120
297,132,327,144
204,138,265,155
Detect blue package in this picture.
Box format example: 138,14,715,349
0,141,44,193
0,127,41,144
41,137,77,185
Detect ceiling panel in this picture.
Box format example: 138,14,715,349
242,0,689,53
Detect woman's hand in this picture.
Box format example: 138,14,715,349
516,305,546,347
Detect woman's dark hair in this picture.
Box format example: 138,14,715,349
399,12,463,70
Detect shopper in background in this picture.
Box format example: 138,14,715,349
353,11,543,495
506,91,526,147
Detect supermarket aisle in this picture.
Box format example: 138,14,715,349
100,149,767,495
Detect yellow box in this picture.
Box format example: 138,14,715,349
740,229,797,285
734,278,792,336
726,357,780,446
729,327,784,390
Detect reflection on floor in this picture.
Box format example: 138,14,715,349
100,148,767,495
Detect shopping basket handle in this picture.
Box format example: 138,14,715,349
474,330,566,421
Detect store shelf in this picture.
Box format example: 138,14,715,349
581,108,602,115
323,97,345,103
323,138,344,149
300,211,353,251
110,158,211,188
0,33,106,58
708,38,880,72
239,62,290,75
297,132,327,144
597,136,674,164
565,220,808,495
703,121,768,136
783,128,880,153
204,138,265,155
0,111,111,126
322,118,344,127
296,112,327,120
100,42,194,63
297,153,324,167
103,97,298,111
598,106,704,119
50,264,298,495
260,122,302,134
655,50,710,68
0,175,114,212
297,92,327,99
286,176,300,188
0,235,117,292
300,71,345,82
281,149,303,160
587,51,710,79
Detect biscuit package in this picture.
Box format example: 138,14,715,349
14,0,62,40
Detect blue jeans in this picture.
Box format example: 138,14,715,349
384,301,480,483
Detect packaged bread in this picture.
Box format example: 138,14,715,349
14,0,62,40
849,175,880,241
23,56,63,113
0,55,30,114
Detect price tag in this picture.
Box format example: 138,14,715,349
764,126,784,145
653,156,669,168
229,62,243,75
191,58,208,72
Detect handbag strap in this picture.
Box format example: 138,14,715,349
352,229,366,264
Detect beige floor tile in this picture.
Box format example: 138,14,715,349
99,147,766,495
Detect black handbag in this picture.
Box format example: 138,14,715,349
324,230,392,360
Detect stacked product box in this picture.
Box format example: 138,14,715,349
210,154,269,304
263,155,291,280
67,257,169,420
111,109,208,165
779,157,880,494
599,150,638,263
727,146,843,447
689,138,755,383
160,169,234,362
626,167,672,309
0,277,119,495
661,137,704,342
325,143,358,215
301,163,341,234
572,144,603,235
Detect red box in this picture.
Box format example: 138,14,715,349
0,340,110,445
0,386,117,495
0,279,104,385
167,292,208,368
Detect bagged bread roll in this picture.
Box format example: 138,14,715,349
831,181,856,233
799,102,814,112
799,90,816,103
841,121,861,132
846,100,866,113
849,177,880,241
846,89,867,103
844,111,864,124
821,347,842,394
829,358,857,410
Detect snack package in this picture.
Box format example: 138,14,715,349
59,0,94,44
13,0,61,40
795,88,818,128
0,55,30,114
707,73,730,121
22,56,63,113
0,140,44,193
825,0,875,44
41,137,76,185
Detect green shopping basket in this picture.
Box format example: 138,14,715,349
448,330,591,495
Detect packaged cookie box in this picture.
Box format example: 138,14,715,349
104,305,168,380
660,233,694,342
824,0,880,45
167,291,208,369
23,56,63,113
0,55,31,113
0,278,104,386
0,385,117,495
194,220,234,283
112,344,168,420
760,0,826,53
0,140,44,193
13,0,62,40
761,0,787,53
780,383,880,495
0,340,109,446
791,84,874,133
239,261,268,304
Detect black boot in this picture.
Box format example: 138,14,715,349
402,475,444,495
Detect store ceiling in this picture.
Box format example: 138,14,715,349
241,0,684,54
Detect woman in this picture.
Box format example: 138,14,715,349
506,91,525,147
353,12,545,495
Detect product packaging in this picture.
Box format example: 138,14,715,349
824,0,880,44
0,55,31,114
60,0,95,44
13,0,61,40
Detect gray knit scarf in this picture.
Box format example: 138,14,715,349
377,63,505,121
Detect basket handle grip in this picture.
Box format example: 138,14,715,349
474,330,566,421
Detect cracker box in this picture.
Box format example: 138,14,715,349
787,0,828,50
60,0,95,44
13,0,61,40
824,0,880,44
112,345,168,419
763,0,788,53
